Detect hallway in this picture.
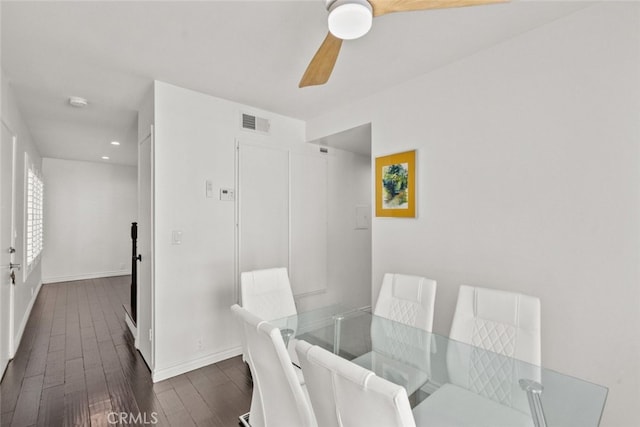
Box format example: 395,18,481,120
0,276,251,426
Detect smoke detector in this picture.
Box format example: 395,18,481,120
68,96,88,108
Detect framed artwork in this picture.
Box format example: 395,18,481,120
375,150,416,218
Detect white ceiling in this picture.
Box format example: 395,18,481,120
1,1,593,166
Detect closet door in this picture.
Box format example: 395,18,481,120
237,142,289,278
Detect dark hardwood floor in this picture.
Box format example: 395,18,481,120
0,276,251,426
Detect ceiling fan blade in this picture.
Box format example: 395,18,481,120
299,32,343,88
369,0,509,17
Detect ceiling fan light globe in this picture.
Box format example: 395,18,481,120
328,0,373,40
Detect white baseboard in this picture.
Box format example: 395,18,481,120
13,281,43,356
43,270,131,284
152,346,243,383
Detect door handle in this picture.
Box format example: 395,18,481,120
10,262,21,270
136,255,142,262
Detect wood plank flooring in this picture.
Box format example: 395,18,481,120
0,276,251,426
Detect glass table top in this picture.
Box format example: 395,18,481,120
271,305,608,427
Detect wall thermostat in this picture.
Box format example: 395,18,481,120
220,188,235,201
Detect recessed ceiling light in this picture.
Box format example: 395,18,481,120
101,156,110,160
68,96,88,108
110,141,120,146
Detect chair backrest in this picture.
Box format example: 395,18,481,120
374,273,437,332
231,305,315,427
446,285,541,414
369,315,433,381
296,340,416,427
449,285,541,365
240,267,297,321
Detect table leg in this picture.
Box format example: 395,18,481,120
333,315,344,354
519,379,547,427
281,328,294,348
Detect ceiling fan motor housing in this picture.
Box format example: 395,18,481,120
327,0,373,40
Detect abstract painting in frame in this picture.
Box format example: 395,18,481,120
375,150,416,218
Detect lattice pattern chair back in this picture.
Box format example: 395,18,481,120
231,304,316,427
240,267,300,367
240,267,297,320
296,340,416,427
369,315,431,368
447,285,541,413
374,273,437,331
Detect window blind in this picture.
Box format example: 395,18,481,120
26,166,43,267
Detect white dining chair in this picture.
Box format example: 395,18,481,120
296,339,417,427
240,267,297,321
374,273,437,331
449,285,541,365
240,267,301,370
352,273,437,396
413,285,541,427
231,304,317,427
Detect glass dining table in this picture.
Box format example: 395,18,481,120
271,305,608,427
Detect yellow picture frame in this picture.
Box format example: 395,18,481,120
375,150,416,218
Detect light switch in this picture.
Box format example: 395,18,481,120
172,230,182,245
206,180,214,198
355,205,370,229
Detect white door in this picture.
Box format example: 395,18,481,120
0,121,16,377
137,128,153,368
237,141,290,291
237,142,330,300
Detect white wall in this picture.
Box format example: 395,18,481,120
297,146,372,312
41,158,137,282
327,147,372,309
306,4,639,426
149,81,373,381
152,81,307,380
1,70,43,353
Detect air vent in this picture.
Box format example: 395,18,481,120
241,113,270,134
242,113,256,130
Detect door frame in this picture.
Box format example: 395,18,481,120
1,119,17,376
137,126,155,372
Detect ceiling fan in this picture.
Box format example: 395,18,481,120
299,0,509,88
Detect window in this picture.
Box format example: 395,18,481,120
25,159,43,273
